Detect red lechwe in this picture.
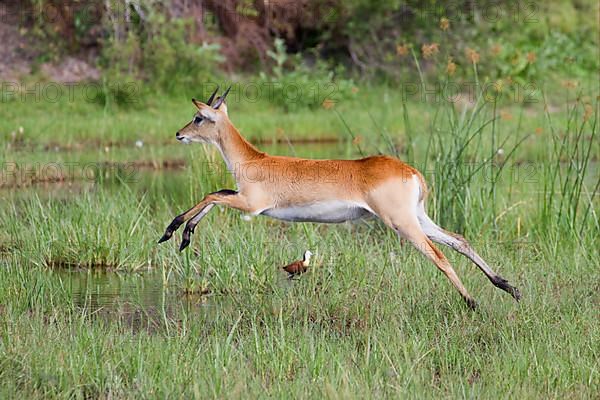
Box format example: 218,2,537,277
159,87,521,309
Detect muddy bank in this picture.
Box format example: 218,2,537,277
0,159,186,190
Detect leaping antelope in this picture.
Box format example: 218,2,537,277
158,87,521,309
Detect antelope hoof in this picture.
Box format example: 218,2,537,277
465,297,478,311
179,228,193,251
179,237,191,252
158,231,173,243
492,276,521,302
509,286,521,302
158,217,185,244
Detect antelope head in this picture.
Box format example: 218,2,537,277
175,86,231,144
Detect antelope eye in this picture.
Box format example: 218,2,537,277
193,116,203,124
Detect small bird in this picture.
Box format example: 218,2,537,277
282,250,313,278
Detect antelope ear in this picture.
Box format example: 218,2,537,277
218,100,228,116
198,106,218,122
192,98,218,121
192,98,205,109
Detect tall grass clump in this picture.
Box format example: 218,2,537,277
539,97,599,253
429,99,535,233
399,54,531,237
2,188,157,271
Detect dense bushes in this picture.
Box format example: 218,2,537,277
20,0,599,107
258,39,356,111
99,14,223,98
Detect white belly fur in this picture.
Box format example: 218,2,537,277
260,201,373,223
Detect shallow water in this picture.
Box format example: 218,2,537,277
55,269,208,333
0,141,354,197
6,141,599,330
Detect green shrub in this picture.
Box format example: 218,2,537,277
98,7,223,102
142,17,223,93
259,39,356,111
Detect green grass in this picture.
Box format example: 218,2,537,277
1,81,597,158
0,81,598,398
0,241,598,398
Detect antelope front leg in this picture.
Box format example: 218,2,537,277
179,204,215,251
158,189,240,245
179,189,255,251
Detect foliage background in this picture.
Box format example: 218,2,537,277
9,0,598,101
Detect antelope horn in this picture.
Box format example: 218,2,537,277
206,86,219,106
213,86,231,109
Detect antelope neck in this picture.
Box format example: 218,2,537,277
214,122,264,175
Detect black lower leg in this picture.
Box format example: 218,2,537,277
464,296,478,310
179,222,196,251
490,275,521,301
158,215,185,243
